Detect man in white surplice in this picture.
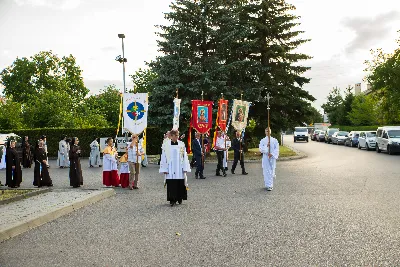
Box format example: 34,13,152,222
159,130,191,206
259,128,279,191
89,137,101,167
57,136,69,168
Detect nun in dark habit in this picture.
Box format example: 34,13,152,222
69,137,83,188
5,139,22,188
22,136,33,168
33,140,53,187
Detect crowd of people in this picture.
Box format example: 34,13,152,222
0,127,279,205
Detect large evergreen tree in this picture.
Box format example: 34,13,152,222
150,0,315,132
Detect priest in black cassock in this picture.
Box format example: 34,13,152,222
33,140,53,187
69,137,83,188
159,130,191,206
5,139,22,188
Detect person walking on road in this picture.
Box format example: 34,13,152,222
259,128,279,191
191,132,205,179
214,130,227,177
231,131,248,175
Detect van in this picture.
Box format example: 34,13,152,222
294,127,309,142
376,126,400,155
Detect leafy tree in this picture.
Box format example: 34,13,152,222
337,86,354,126
321,87,343,125
0,100,25,130
0,51,89,105
304,106,323,125
348,94,378,126
365,41,400,124
129,68,157,94
84,85,121,127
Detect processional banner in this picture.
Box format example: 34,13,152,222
123,93,148,135
231,99,250,132
172,98,181,130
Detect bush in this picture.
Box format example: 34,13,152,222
0,127,165,157
330,125,400,132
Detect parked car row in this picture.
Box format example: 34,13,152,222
307,126,400,155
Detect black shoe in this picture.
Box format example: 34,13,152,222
242,172,248,175
223,172,227,177
178,200,182,204
231,170,235,174
216,173,221,176
200,176,206,179
170,201,176,207
224,167,228,171
195,175,199,179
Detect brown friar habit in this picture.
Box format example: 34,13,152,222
33,147,53,187
22,140,33,168
69,144,83,188
5,146,22,188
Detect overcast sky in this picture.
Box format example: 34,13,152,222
1,0,399,111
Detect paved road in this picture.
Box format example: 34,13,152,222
1,136,400,266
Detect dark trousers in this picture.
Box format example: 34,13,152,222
194,154,204,177
216,151,225,174
232,152,245,173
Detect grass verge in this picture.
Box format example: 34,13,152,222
0,189,36,201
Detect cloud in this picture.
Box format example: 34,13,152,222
13,0,81,10
84,79,134,95
342,10,400,54
100,46,118,52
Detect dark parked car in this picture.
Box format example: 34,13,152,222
344,131,359,147
325,128,339,144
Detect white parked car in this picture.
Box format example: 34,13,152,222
376,126,400,155
358,131,376,151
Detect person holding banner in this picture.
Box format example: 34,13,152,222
127,134,144,190
214,130,227,177
259,128,279,191
231,131,248,175
159,130,190,207
191,132,206,179
102,137,120,187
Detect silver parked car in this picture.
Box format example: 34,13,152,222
331,131,349,145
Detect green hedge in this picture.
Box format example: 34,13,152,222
0,127,165,157
330,125,400,132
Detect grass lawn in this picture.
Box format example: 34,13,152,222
0,189,36,201
194,145,297,161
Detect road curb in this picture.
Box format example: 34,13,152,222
0,189,115,243
0,188,51,206
280,145,308,161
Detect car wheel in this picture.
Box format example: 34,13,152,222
294,139,296,143
376,144,381,153
388,145,393,155
350,142,353,147
366,143,369,151
358,143,361,150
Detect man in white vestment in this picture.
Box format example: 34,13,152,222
89,137,101,167
259,128,279,191
57,136,69,168
159,130,191,206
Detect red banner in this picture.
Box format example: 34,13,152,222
217,99,228,132
191,100,213,134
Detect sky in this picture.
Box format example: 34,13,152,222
0,0,400,112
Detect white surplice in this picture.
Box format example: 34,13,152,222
57,140,69,167
103,146,118,171
159,140,191,185
259,136,279,188
89,140,101,166
127,142,144,164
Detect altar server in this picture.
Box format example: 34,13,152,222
259,128,279,191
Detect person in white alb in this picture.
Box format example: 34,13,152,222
57,136,69,168
214,130,227,177
159,130,191,206
89,137,101,167
259,128,279,191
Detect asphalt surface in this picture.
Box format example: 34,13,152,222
1,135,400,266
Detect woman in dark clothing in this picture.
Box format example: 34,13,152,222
5,139,22,188
22,136,33,168
69,137,83,188
33,140,53,187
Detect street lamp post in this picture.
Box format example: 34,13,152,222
117,33,127,93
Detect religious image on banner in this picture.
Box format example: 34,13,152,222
123,93,148,135
231,99,250,132
217,99,228,132
197,106,209,123
220,102,227,121
172,98,181,130
191,100,213,134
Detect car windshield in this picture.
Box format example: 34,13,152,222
366,132,376,137
329,129,338,134
388,130,400,138
338,132,348,136
354,134,359,137
319,131,325,134
295,128,308,132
